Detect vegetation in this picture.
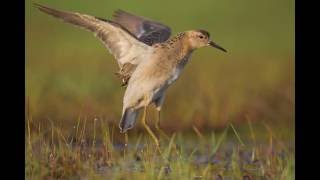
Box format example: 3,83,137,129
26,117,294,179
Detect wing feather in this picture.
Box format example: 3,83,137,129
113,10,171,45
34,3,151,68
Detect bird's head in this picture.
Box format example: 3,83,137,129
186,30,227,52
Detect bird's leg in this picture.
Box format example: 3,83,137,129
124,132,128,147
141,106,160,147
155,110,170,140
123,132,128,159
155,110,161,128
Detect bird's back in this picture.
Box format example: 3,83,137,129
123,34,193,109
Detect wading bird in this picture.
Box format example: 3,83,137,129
35,3,227,147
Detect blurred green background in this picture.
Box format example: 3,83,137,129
26,0,294,133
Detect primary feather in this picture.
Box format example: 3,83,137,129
34,3,155,84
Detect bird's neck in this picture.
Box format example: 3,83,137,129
180,34,194,55
165,33,194,60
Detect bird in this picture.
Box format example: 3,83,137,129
34,3,227,147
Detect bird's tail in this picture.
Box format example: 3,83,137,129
119,108,139,133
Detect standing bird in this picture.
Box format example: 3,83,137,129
35,4,227,147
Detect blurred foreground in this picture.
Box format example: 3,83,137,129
26,119,294,179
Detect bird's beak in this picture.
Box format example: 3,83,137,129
208,41,227,52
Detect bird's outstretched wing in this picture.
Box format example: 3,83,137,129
113,10,171,46
34,3,152,69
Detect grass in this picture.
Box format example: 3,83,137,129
25,115,294,179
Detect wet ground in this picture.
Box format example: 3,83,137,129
27,133,294,179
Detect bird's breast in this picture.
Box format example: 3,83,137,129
166,54,191,85
167,67,182,85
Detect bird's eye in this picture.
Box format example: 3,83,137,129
199,35,204,39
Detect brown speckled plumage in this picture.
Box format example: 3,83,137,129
35,3,227,146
